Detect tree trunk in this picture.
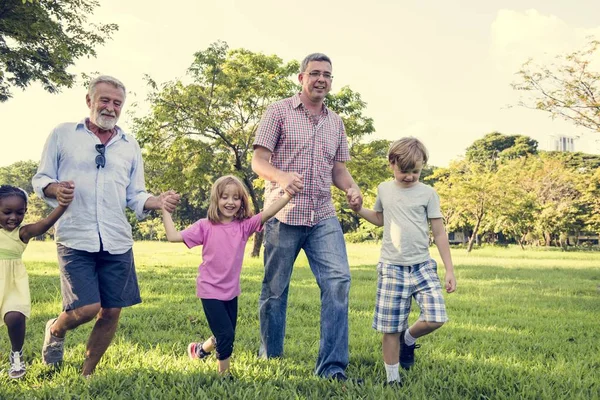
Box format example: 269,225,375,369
251,230,263,257
544,232,551,246
466,219,482,253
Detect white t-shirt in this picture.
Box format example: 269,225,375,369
374,181,443,265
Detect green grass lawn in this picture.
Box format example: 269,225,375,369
1,242,599,399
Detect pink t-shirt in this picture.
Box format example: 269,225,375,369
180,213,263,301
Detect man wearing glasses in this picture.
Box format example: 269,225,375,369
32,75,179,376
252,53,363,381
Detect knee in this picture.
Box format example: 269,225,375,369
425,321,444,331
3,311,25,327
72,303,102,323
98,308,122,324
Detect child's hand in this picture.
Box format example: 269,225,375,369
57,181,75,206
160,190,180,213
346,187,362,210
349,202,362,213
445,271,456,293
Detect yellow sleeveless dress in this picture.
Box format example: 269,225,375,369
0,226,31,324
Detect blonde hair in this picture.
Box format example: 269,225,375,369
388,137,429,171
207,175,254,223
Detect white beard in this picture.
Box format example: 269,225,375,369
94,112,118,130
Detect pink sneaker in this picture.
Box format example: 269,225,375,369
187,342,211,360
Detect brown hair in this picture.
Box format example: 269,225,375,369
207,175,254,223
388,137,429,171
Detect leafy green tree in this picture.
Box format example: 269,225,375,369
136,42,376,253
434,160,503,252
0,0,117,101
0,160,38,192
0,160,55,239
513,39,600,133
465,132,538,167
135,42,298,256
493,158,538,249
580,167,600,235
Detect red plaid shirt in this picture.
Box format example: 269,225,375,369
253,94,350,226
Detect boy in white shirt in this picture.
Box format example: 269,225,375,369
351,137,457,386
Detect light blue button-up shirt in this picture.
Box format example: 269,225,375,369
32,119,152,254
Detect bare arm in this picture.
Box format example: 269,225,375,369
162,210,183,243
332,161,362,209
19,205,68,243
252,146,303,195
355,207,384,227
261,192,292,224
430,218,456,293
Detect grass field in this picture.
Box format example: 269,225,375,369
0,241,599,399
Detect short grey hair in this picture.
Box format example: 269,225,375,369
300,53,332,73
88,75,126,100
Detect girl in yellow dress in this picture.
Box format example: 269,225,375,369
0,184,72,379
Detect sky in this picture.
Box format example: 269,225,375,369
2,0,600,168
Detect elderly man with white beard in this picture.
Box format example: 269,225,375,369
32,75,180,376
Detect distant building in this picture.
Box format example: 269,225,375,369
553,135,577,152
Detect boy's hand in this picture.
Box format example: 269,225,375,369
445,271,456,293
349,202,362,213
346,187,362,210
57,181,75,206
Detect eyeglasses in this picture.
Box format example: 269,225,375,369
95,144,106,169
306,71,333,80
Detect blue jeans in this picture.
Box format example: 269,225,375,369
258,217,351,377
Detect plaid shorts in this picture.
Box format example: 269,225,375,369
373,259,448,333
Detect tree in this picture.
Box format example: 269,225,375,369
513,39,600,133
136,42,375,255
0,0,117,101
0,160,55,238
434,160,503,252
135,42,299,256
0,160,38,192
465,132,538,167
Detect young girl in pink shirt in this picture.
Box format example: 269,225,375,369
162,175,293,376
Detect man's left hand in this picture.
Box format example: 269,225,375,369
346,187,363,210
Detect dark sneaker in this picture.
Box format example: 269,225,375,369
187,342,211,360
329,372,364,385
384,379,403,388
8,350,26,379
399,330,420,370
42,318,65,366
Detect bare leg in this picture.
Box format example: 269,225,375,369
407,320,444,339
202,336,216,353
50,303,102,338
4,312,26,351
218,357,231,375
81,307,122,376
382,333,400,365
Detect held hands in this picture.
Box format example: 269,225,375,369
279,172,303,196
56,181,75,206
445,270,457,293
346,186,363,212
160,190,181,214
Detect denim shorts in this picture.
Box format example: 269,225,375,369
57,244,141,311
373,259,448,333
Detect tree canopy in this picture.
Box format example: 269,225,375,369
0,0,117,101
513,39,600,133
135,41,376,256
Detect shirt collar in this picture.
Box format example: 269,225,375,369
78,118,128,142
292,93,329,115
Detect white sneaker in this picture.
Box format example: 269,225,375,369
9,350,26,379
